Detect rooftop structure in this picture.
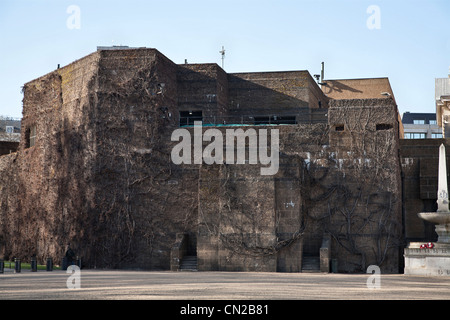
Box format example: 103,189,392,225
402,112,442,139
322,78,404,138
435,73,450,137
321,77,395,100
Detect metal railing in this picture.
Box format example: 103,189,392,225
0,116,22,122
0,257,58,273
180,113,327,127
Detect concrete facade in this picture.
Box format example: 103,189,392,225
0,48,406,273
436,75,450,137
404,243,450,276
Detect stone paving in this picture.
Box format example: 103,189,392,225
1,269,450,300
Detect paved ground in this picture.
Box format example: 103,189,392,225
1,268,450,301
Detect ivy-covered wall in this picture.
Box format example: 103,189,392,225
0,48,403,273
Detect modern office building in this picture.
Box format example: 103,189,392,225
402,112,442,139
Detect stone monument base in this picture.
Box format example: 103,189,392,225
404,242,450,276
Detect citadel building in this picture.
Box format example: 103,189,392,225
0,47,444,273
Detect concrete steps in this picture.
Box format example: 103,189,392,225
302,255,320,272
180,255,197,271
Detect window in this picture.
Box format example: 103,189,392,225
376,124,393,131
30,126,36,147
254,116,296,125
404,133,427,139
414,133,426,139
25,125,36,148
432,133,443,139
429,120,437,125
179,111,203,126
413,120,425,124
335,125,345,132
411,133,426,139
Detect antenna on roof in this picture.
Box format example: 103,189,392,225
219,46,226,69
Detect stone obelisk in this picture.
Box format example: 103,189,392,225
405,143,450,276
437,143,449,212
417,143,450,242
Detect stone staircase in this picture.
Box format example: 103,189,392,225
179,255,198,271
302,255,320,272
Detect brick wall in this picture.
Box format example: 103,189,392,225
400,139,444,241
0,48,404,273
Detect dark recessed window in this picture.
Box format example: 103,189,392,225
179,111,202,126
254,116,296,125
25,125,36,148
335,125,345,132
376,124,393,131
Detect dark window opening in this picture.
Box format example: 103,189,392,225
25,125,36,148
180,111,203,126
335,125,345,132
254,116,296,125
376,124,393,131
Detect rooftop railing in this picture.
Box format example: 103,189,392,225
180,112,328,127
